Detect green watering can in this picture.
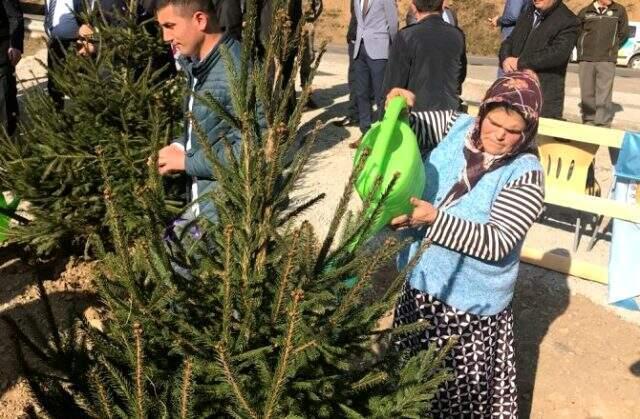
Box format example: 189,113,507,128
0,194,21,243
353,96,426,236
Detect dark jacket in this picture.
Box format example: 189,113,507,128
383,14,466,112
0,0,24,62
175,34,243,220
406,8,458,27
499,0,580,118
216,0,243,40
577,1,629,62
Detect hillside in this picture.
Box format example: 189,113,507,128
316,0,640,55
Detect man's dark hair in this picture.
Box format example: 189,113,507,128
155,0,218,20
412,0,444,13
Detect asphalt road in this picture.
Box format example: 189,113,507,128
325,44,640,79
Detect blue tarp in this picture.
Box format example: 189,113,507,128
608,131,640,309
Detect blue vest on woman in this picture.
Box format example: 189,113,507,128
398,114,543,316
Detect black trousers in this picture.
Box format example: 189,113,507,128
47,38,76,110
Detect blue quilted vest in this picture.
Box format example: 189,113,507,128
398,114,543,315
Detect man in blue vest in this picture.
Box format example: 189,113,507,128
155,0,242,225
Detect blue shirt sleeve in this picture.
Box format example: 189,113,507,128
499,0,526,28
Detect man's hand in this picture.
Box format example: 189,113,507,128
8,48,22,67
502,56,519,73
158,144,186,175
386,87,416,109
488,15,500,27
390,197,438,230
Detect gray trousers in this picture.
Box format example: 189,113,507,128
579,61,616,127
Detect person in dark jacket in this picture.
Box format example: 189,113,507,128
383,0,466,113
299,0,322,108
155,0,242,223
406,0,458,27
333,0,359,127
216,0,243,40
0,0,23,136
499,0,580,119
577,0,629,127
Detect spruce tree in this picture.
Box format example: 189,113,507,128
5,0,453,416
0,5,182,256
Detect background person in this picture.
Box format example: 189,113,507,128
499,0,579,119
351,0,398,144
382,0,466,112
333,0,359,127
490,0,528,40
577,0,629,128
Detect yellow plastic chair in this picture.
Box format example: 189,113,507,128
537,135,601,251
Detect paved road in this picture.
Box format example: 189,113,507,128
324,44,640,131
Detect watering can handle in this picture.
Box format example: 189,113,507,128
376,96,407,158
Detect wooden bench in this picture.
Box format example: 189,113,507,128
466,106,639,284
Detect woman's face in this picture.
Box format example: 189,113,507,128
479,107,526,155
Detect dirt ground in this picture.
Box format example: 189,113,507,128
2,41,640,419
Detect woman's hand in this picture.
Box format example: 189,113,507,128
390,197,438,230
386,88,416,109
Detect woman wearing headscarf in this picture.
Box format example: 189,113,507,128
387,71,545,418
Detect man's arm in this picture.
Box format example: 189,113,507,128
518,18,580,71
383,0,398,42
458,31,467,90
617,6,629,49
3,0,24,53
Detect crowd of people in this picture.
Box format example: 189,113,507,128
0,0,633,417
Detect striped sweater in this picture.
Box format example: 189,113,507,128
410,110,545,262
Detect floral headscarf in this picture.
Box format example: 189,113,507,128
439,70,543,209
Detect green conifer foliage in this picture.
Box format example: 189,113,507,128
6,0,453,416
0,6,182,256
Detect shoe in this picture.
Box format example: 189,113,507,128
305,97,320,110
348,137,362,149
332,116,358,127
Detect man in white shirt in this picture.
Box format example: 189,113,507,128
44,0,81,109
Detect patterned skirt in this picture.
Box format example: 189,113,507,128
394,285,518,419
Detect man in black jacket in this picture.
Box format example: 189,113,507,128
577,0,628,127
383,0,466,112
499,0,580,119
0,0,23,136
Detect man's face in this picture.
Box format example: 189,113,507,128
157,5,205,58
597,0,613,6
533,0,556,12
